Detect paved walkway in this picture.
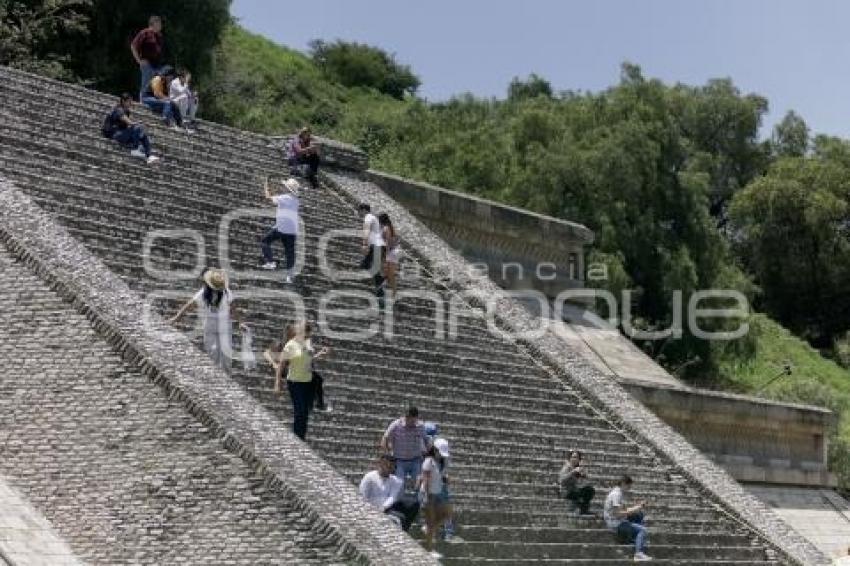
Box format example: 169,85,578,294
747,484,850,559
0,475,83,566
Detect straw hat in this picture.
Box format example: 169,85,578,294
203,269,228,291
283,177,301,196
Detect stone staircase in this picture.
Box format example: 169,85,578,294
0,64,797,564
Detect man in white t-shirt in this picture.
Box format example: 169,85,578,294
359,454,419,531
261,177,300,283
358,202,386,297
603,475,652,561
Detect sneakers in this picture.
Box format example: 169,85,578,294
146,155,161,165
634,552,653,561
285,275,293,284
314,403,332,413
428,551,442,560
184,127,196,135
129,148,146,159
261,262,277,270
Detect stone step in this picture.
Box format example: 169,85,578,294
0,69,276,156
452,510,735,532
442,559,775,566
439,541,768,561
442,526,751,546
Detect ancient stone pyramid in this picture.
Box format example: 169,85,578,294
0,65,829,565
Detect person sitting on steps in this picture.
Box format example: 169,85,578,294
559,449,596,516
141,66,186,131
169,68,199,129
359,454,420,532
101,93,160,164
603,475,652,562
287,126,320,188
260,176,301,284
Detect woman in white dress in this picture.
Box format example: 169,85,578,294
169,268,247,371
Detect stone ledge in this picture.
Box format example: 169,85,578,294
322,169,830,566
624,381,837,487
0,176,436,566
364,169,594,246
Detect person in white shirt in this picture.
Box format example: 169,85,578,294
418,443,450,559
359,454,419,531
603,475,652,562
169,268,248,372
424,422,457,542
169,69,198,126
358,203,386,297
261,177,301,284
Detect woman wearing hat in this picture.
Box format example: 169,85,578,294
169,268,247,371
260,176,301,285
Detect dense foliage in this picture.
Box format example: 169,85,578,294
309,39,420,100
0,0,231,92
0,0,92,79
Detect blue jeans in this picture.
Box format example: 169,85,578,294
261,229,296,270
394,457,422,483
287,380,314,440
616,512,648,554
141,96,180,125
139,62,158,102
112,125,150,157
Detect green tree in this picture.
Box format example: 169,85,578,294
772,110,809,157
309,39,419,100
730,149,850,346
0,0,91,79
508,73,553,101
71,0,231,94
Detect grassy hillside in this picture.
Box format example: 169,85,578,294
207,24,850,485
713,314,850,485
203,26,405,135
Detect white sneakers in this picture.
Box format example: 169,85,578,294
261,262,277,270
285,275,293,284
129,148,160,165
634,552,653,561
428,551,442,560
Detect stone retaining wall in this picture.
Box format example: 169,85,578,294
363,169,593,300
625,382,836,487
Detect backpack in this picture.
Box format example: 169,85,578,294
101,113,115,138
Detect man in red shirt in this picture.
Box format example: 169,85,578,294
130,15,164,101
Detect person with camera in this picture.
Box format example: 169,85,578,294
603,475,652,562
558,449,595,516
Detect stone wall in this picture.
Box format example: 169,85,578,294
625,383,836,487
363,169,594,300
